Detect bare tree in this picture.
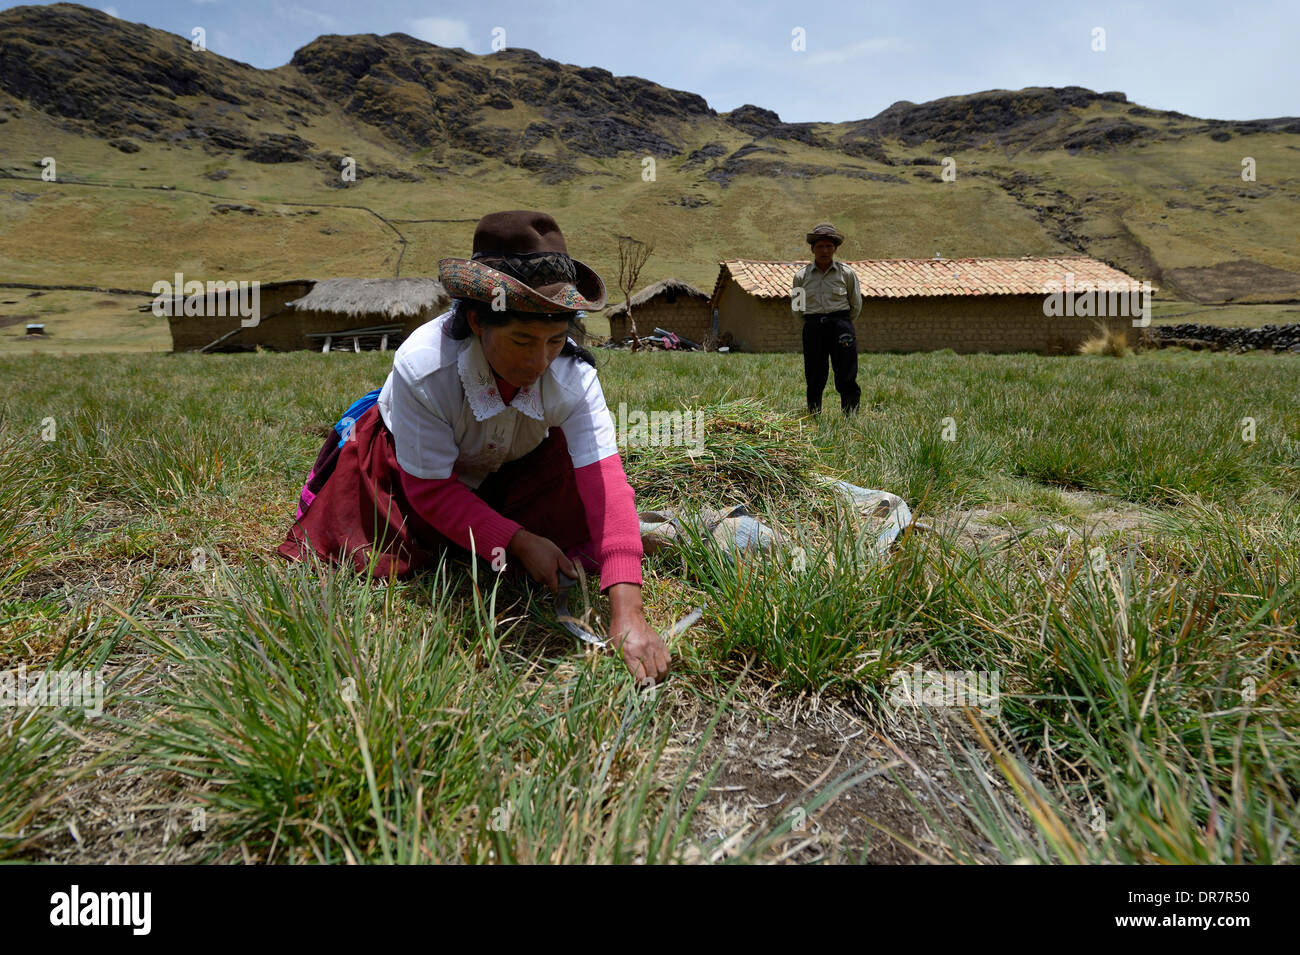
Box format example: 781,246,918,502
616,235,655,351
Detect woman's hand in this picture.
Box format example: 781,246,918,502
506,528,577,593
607,583,671,685
508,540,671,684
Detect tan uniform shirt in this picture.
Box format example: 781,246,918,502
791,261,863,320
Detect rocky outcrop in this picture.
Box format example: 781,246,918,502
288,32,709,160
724,104,827,147
0,2,324,142
835,87,1172,153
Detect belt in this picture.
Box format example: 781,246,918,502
803,309,851,323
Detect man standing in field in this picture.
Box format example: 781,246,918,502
791,222,862,415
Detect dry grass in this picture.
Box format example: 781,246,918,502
1079,323,1130,356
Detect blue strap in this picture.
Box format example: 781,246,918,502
335,388,382,446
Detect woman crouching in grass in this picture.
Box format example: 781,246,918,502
277,210,670,684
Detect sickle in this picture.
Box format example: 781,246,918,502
555,570,608,648
555,571,705,649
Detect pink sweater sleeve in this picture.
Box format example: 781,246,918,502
573,452,643,589
399,468,522,561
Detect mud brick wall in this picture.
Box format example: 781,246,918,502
169,286,439,352
167,282,313,352
715,285,1136,354
608,300,713,345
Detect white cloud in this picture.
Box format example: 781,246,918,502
209,28,236,53
408,17,473,50
806,36,911,66
102,5,119,16
272,4,339,30
702,39,751,65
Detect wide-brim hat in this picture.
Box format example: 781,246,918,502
806,222,844,247
439,210,607,313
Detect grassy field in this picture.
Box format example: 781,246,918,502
1,346,1297,863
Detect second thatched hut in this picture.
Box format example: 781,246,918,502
606,278,712,346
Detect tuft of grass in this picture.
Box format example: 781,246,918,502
0,594,139,858
884,507,1300,863
671,489,1299,862
1079,323,1130,357
117,555,752,863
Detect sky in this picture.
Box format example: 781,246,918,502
8,0,1297,122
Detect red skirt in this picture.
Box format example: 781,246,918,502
276,404,594,580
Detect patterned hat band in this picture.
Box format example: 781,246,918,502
470,250,577,288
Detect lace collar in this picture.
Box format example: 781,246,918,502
457,334,545,423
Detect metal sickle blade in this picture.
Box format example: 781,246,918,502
556,571,607,648
554,572,707,647
665,605,706,637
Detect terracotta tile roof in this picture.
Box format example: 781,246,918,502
711,256,1154,303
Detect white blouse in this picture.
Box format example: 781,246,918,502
376,310,619,489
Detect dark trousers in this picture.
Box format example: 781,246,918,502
802,313,860,414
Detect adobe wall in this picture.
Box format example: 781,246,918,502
716,284,1137,354
166,282,312,351
608,300,713,345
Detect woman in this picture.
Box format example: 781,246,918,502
277,210,670,684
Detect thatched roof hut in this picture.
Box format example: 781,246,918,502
606,278,712,345
288,278,447,320
287,278,450,352
153,277,450,353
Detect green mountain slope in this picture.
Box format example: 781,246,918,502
1,1,1297,309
